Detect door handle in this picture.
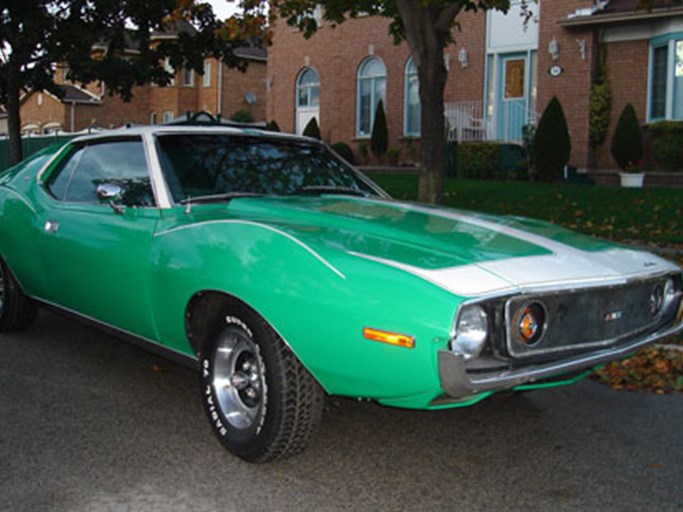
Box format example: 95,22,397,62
44,220,59,234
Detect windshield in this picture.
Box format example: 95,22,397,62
156,133,385,203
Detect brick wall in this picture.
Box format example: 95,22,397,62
536,0,597,172
20,93,67,131
221,62,267,122
599,39,650,170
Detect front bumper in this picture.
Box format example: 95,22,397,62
438,319,683,399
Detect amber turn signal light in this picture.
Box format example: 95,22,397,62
363,327,415,349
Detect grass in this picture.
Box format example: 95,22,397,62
369,174,683,245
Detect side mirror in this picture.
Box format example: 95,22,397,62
96,183,125,214
96,183,123,200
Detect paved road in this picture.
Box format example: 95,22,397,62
1,310,682,511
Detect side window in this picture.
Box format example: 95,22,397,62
47,147,85,200
47,140,154,207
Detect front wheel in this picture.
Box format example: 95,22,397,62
199,307,324,463
0,258,37,333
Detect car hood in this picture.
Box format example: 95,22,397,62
220,195,676,297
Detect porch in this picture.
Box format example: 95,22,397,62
444,101,537,145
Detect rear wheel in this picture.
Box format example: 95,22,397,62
0,258,37,332
199,305,324,463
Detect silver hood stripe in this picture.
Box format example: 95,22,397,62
350,200,678,297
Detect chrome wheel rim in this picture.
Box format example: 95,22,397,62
212,328,266,430
0,264,5,314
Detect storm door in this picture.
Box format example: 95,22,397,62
39,138,161,340
496,53,528,142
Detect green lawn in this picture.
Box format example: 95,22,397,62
369,174,683,246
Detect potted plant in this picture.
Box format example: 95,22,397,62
620,159,646,188
611,104,645,188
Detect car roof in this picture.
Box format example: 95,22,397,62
69,125,319,145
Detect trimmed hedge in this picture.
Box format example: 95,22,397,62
648,121,683,172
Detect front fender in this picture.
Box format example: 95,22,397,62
149,218,461,403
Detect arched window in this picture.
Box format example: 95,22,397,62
297,68,320,108
356,57,386,137
404,57,420,136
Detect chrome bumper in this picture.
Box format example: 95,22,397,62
439,320,683,398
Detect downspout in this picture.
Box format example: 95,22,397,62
217,60,223,117
70,101,76,132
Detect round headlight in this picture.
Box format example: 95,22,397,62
649,283,665,317
514,302,546,346
453,305,488,360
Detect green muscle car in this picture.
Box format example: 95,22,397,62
1,126,681,463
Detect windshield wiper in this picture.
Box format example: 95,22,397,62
179,192,264,205
294,186,368,197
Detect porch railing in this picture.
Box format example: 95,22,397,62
445,101,537,144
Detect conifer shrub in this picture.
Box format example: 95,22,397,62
610,103,643,171
302,117,321,139
265,120,281,132
371,100,388,160
532,96,571,182
331,142,356,165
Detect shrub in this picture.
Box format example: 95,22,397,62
371,100,388,160
358,142,369,164
611,103,643,171
648,121,683,172
532,96,571,182
387,147,400,166
457,142,500,179
302,117,321,139
231,110,254,123
589,67,612,147
265,120,281,132
331,142,356,165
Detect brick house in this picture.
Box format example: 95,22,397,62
16,39,267,135
267,1,683,172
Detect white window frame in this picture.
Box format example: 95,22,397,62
203,60,212,87
162,110,174,124
356,56,387,138
296,67,320,108
150,112,158,125
647,32,683,122
403,57,420,137
163,58,175,87
183,67,194,87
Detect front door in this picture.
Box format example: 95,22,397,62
497,53,528,142
38,138,160,340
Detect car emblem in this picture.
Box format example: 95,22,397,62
604,311,623,322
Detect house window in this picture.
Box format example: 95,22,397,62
203,60,212,87
649,33,683,121
356,57,386,137
183,67,194,87
150,112,158,125
163,58,175,87
163,110,174,124
404,57,420,137
296,68,320,107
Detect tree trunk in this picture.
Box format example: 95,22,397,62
416,48,448,204
6,59,23,166
394,0,456,205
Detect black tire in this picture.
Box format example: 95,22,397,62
199,304,324,463
0,257,37,333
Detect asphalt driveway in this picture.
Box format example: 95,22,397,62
1,310,681,511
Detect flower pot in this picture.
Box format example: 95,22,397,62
619,172,645,188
